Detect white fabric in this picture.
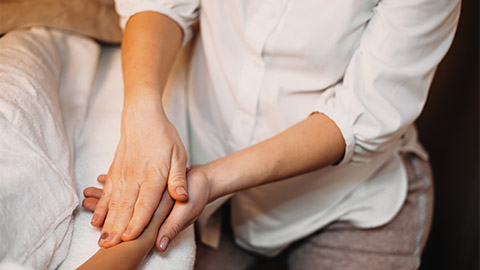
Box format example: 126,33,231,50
0,27,98,269
115,0,199,46
0,27,195,269
59,45,195,270
0,261,33,270
115,0,460,256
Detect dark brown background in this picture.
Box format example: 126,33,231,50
417,0,479,268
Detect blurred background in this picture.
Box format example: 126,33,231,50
416,0,479,268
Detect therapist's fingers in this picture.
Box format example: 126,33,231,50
98,179,122,247
90,176,113,227
167,147,188,202
100,182,141,248
138,190,174,241
121,181,164,242
156,203,193,252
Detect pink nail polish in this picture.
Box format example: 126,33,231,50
105,233,114,242
159,236,170,251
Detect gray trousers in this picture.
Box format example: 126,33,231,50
195,153,434,270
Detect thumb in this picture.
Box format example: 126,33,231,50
156,204,191,252
168,153,189,202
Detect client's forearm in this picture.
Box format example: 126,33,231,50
205,112,345,202
77,236,154,270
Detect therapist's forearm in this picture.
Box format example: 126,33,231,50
121,11,182,111
205,113,346,202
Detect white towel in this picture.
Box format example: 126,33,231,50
58,46,195,269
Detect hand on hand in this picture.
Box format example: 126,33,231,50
83,176,174,246
90,105,188,248
83,165,213,252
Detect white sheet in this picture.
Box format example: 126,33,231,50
0,27,98,269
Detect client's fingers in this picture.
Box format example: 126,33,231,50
83,187,103,199
120,181,164,242
97,174,107,184
82,197,100,212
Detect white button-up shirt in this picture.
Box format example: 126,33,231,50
115,0,460,256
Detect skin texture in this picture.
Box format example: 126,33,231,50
86,112,345,256
91,12,189,249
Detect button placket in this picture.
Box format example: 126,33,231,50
229,1,289,149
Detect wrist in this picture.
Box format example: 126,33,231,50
202,159,233,203
122,92,167,121
200,162,219,203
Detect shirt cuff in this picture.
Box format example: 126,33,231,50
314,106,356,166
117,5,194,47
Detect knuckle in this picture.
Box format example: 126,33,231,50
101,190,110,198
109,200,119,210
169,173,186,184
102,220,113,229
123,165,136,179
168,222,183,236
177,151,187,164
118,200,134,211
134,200,151,211
112,224,126,234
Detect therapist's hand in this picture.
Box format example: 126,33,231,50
155,165,213,252
90,103,188,248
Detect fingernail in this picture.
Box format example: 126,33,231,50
91,214,98,224
176,186,187,196
159,236,170,251
122,227,132,237
105,233,114,242
100,232,109,241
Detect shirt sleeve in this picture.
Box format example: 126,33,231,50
317,0,461,165
114,0,200,46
